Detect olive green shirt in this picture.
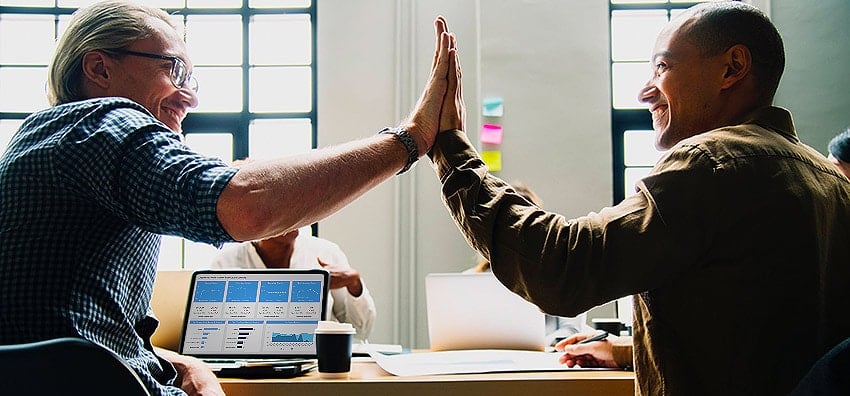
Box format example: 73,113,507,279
428,107,850,395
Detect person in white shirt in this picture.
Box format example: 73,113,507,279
210,228,376,341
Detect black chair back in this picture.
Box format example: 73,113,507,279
0,337,151,396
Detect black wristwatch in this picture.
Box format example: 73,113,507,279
378,126,419,174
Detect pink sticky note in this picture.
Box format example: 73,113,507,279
481,124,503,145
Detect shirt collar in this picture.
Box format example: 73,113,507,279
743,106,798,142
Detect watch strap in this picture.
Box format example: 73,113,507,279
378,127,419,174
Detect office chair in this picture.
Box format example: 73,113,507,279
0,337,152,396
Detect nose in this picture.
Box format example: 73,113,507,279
638,79,658,105
179,85,200,109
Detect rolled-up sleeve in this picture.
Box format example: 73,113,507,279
56,104,238,245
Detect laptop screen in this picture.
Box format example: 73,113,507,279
179,269,329,359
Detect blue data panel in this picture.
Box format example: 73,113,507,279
259,281,290,302
194,281,226,302
226,281,260,302
290,281,322,302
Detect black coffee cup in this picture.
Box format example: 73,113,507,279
314,321,356,379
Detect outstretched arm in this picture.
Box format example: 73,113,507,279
217,17,454,242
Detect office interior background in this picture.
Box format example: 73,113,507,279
0,0,848,348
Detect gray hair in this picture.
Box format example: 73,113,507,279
47,0,178,106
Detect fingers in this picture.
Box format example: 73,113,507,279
434,31,451,80
453,39,465,131
554,332,596,350
557,342,596,357
446,46,458,99
439,31,466,133
432,16,448,71
404,16,454,155
559,353,601,368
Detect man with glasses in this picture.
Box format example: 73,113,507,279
0,1,456,395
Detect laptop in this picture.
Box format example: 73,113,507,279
178,269,329,373
425,272,546,352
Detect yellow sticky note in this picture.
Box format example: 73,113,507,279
481,150,502,172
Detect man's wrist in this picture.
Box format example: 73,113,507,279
378,126,419,174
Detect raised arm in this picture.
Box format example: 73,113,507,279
217,17,453,241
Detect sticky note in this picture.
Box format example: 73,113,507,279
481,150,502,172
480,124,503,145
482,97,504,117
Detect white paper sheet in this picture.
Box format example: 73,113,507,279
370,349,604,376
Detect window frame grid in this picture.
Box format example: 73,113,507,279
0,1,319,264
0,3,317,158
608,1,710,204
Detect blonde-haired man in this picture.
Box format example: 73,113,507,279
0,1,456,394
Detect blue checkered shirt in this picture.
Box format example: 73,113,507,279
0,97,237,395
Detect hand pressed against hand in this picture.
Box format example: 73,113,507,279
402,16,453,155
440,25,465,133
318,258,363,297
555,333,620,369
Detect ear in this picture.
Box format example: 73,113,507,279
720,44,751,90
80,50,112,90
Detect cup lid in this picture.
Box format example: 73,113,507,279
315,320,356,334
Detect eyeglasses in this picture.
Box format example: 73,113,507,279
110,49,199,93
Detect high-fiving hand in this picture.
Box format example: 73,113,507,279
403,16,455,156
437,17,465,134
402,16,466,156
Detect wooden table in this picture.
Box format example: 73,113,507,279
219,359,635,396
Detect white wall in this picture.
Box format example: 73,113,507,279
318,0,611,347
316,0,849,348
771,0,850,152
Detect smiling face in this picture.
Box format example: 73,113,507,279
106,17,199,133
638,18,728,150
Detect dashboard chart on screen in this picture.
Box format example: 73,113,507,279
179,269,329,359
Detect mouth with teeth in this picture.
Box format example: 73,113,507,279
650,103,669,131
162,106,184,131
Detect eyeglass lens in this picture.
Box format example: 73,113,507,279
172,58,198,92
171,58,187,88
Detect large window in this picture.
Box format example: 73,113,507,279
609,0,728,203
0,0,316,269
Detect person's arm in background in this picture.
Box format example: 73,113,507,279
318,252,377,340
155,347,224,396
217,17,454,243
